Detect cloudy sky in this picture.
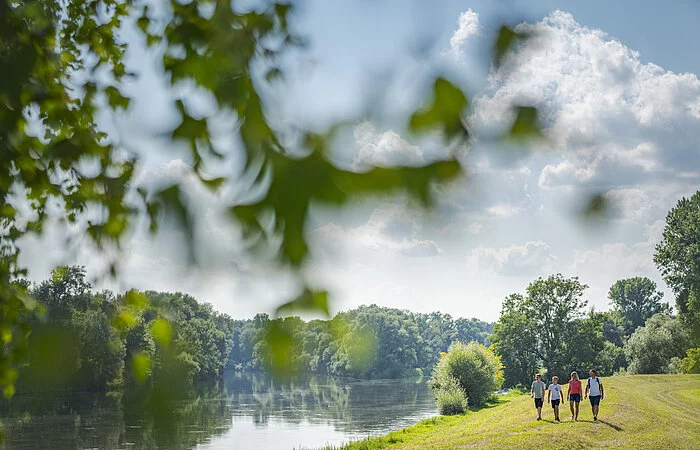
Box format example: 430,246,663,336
18,0,700,321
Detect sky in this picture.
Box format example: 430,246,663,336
17,0,700,322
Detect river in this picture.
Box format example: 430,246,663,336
0,372,438,449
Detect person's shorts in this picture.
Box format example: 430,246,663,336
551,399,560,408
569,394,581,402
589,395,601,406
534,398,544,408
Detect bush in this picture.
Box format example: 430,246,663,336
429,341,503,408
434,376,468,415
625,315,689,374
680,348,700,374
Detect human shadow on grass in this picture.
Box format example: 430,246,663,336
577,419,623,431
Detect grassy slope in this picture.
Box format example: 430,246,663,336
333,374,700,450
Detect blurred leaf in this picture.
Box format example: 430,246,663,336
151,319,173,347
409,78,468,140
581,193,609,220
3,384,15,399
264,321,295,376
276,289,330,317
508,106,542,141
132,352,152,385
124,290,149,310
493,25,522,66
265,67,283,82
1,326,12,344
105,86,130,110
201,176,226,192
152,184,195,263
113,311,137,330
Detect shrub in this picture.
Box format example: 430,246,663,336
625,315,689,374
435,375,468,415
680,348,700,374
429,341,503,408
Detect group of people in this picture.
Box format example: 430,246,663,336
530,369,604,422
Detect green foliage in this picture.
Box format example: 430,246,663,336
434,375,468,415
227,305,493,379
679,348,700,374
654,191,700,343
0,0,551,395
625,315,689,374
0,0,479,394
608,277,670,335
15,267,233,394
508,106,542,141
492,275,592,386
409,78,468,140
429,341,502,408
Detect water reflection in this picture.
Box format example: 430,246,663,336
0,372,437,449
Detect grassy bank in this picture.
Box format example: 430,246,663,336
328,374,700,449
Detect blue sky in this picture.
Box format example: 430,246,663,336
18,1,700,321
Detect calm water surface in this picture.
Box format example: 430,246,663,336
0,372,437,449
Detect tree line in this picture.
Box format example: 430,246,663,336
13,266,235,394
13,269,493,393
227,305,493,379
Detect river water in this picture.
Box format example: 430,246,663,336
0,372,438,449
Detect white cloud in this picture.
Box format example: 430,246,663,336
352,122,424,169
449,9,482,55
471,11,700,204
312,205,441,258
469,241,556,276
467,223,483,235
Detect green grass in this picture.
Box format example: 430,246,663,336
327,374,700,450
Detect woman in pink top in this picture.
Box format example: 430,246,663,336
567,371,582,421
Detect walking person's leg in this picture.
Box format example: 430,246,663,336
574,400,579,420
569,399,575,420
590,396,600,420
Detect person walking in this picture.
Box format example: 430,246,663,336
547,376,563,422
531,374,546,421
584,369,604,420
567,371,582,421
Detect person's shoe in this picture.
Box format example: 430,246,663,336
594,416,597,421
536,417,541,421
571,415,574,421
556,418,561,422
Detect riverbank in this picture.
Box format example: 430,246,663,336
328,374,700,449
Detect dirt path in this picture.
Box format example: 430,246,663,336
656,390,700,417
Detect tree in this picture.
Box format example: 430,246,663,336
491,294,539,387
654,191,700,343
679,348,700,374
624,315,689,374
492,275,589,386
608,277,670,335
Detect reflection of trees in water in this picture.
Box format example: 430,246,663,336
0,383,232,449
225,372,434,433
0,373,434,447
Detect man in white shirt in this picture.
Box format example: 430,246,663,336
584,369,604,420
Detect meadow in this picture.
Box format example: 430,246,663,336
331,374,700,450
